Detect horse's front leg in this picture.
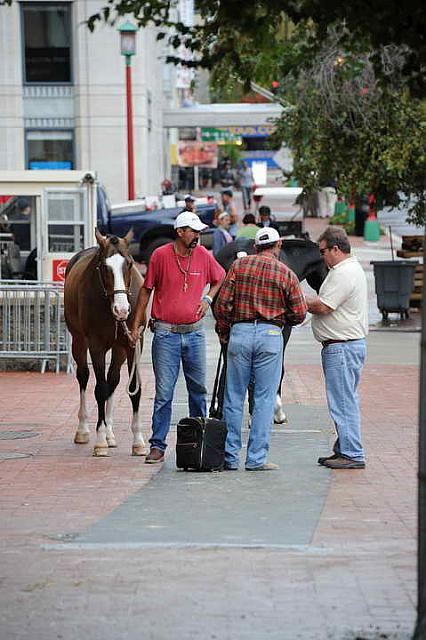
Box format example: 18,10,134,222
126,343,147,456
90,347,110,457
104,345,127,448
72,333,91,444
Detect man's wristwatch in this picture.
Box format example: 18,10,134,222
202,294,213,306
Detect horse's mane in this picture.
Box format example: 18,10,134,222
65,246,99,276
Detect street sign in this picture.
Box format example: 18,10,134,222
52,258,69,282
201,128,241,142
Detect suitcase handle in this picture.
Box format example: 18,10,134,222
209,344,227,419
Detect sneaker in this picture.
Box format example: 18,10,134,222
317,453,339,466
224,464,238,471
145,447,165,464
323,456,365,469
245,462,279,471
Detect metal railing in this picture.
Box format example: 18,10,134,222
0,280,71,373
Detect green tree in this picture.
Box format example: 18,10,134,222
272,28,426,223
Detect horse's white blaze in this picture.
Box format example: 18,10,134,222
105,254,130,319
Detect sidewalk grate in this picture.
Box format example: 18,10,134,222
0,430,39,440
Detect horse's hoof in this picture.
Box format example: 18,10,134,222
74,432,90,444
132,444,148,456
107,437,117,448
93,446,109,457
274,413,288,424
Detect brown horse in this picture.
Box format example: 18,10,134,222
64,229,147,457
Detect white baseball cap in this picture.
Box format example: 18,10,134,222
254,227,282,246
174,211,208,231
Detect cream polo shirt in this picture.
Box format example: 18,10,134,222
311,255,368,343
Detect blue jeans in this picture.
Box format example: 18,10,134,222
321,339,366,461
151,328,207,450
223,322,283,469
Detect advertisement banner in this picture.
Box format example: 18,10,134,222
177,141,218,168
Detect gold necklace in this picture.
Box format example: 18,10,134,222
173,244,192,292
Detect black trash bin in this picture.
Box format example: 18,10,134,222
370,260,418,320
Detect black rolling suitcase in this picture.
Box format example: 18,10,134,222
176,346,227,472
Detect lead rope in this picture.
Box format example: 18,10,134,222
120,321,145,396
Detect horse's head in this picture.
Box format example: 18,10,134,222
280,239,328,291
95,229,134,321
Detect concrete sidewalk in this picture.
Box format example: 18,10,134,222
0,214,421,639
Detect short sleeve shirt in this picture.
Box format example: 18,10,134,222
311,256,368,342
144,243,225,324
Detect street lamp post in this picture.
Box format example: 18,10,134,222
118,21,137,201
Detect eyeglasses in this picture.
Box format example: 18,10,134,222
319,245,336,256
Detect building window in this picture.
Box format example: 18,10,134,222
26,130,74,169
22,2,72,83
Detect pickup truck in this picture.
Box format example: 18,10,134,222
96,187,218,263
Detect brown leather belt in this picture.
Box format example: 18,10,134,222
234,319,283,329
322,338,360,347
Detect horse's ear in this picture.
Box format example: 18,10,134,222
124,229,134,245
95,228,107,247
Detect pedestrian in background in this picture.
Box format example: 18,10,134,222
236,213,258,240
257,205,280,232
130,211,225,464
317,180,337,218
306,226,368,469
221,189,239,239
238,161,254,212
214,227,307,471
181,194,196,213
213,212,233,257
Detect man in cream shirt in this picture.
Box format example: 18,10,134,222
306,226,368,469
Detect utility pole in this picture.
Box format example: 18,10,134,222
413,231,426,639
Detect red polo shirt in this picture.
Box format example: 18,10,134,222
144,243,225,324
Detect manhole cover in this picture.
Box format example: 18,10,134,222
0,431,39,440
0,452,32,460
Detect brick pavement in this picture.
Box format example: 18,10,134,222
0,209,421,639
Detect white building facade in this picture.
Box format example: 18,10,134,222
0,0,175,202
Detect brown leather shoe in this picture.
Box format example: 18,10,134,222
317,453,339,466
323,455,365,469
145,447,165,464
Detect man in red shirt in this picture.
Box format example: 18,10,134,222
215,227,307,471
130,211,225,463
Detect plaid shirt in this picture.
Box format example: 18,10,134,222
214,252,307,339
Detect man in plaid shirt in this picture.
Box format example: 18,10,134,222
215,227,307,471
